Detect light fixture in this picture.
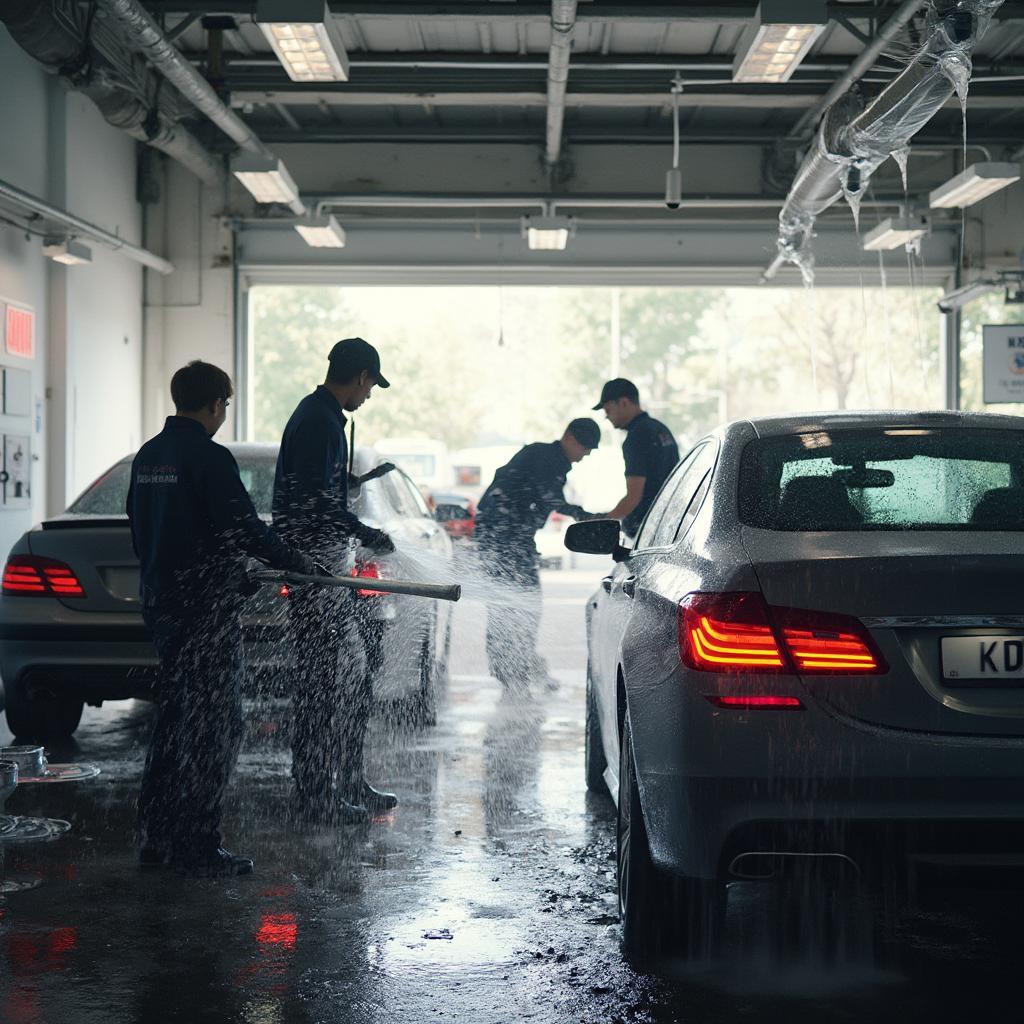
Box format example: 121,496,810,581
294,213,346,248
862,215,929,252
231,153,301,206
522,215,574,251
256,0,349,83
936,279,1001,312
42,237,92,266
929,161,1021,208
732,0,828,84
665,73,683,210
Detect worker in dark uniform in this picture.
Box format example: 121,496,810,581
273,337,398,825
128,361,317,878
593,378,679,537
475,418,600,694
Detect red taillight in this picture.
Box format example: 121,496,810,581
679,592,886,676
3,556,85,598
351,561,384,598
278,585,290,598
679,592,785,672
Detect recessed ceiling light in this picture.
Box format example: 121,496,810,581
42,237,92,266
929,161,1021,208
256,0,349,83
231,153,301,206
295,213,346,248
522,215,574,251
862,216,929,251
732,0,828,84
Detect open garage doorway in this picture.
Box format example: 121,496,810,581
246,282,945,512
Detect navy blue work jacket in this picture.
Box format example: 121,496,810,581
127,416,308,609
272,386,374,553
475,441,588,557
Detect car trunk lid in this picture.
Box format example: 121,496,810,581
741,528,1024,736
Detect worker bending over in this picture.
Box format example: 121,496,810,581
273,337,397,825
475,418,600,694
128,361,316,878
594,378,679,537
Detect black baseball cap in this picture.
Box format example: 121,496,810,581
328,337,390,388
592,377,639,409
567,417,601,450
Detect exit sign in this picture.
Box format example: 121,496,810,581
5,306,34,359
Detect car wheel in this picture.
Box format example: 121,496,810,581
617,713,723,965
4,681,84,741
584,670,607,793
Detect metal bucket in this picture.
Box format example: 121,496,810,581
0,746,45,778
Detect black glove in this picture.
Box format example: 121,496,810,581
361,529,395,554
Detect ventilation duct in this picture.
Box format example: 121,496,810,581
765,0,1004,283
0,0,223,187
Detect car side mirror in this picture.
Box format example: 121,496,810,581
565,519,632,562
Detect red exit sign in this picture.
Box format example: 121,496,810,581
5,306,34,359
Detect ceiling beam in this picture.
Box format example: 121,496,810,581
141,1,1024,20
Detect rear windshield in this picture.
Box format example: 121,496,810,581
739,428,1024,531
69,457,279,517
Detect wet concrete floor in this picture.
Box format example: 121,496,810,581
2,571,1024,1022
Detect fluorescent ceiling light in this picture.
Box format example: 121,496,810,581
43,237,92,266
929,161,1021,208
256,0,349,83
295,213,346,248
862,216,929,252
937,279,1001,313
522,216,574,251
231,153,300,206
732,0,827,84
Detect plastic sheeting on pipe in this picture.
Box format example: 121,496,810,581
544,0,579,168
768,0,1004,283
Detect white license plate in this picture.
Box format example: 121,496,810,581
942,636,1024,681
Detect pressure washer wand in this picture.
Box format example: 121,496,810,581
248,569,462,603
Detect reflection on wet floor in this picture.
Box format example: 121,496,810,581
2,573,1024,1022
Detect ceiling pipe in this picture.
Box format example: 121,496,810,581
544,0,578,169
0,0,223,187
94,0,305,213
0,177,175,274
766,0,1004,282
787,0,924,141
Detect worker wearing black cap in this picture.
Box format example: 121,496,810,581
475,418,601,694
593,378,679,537
273,337,398,825
128,360,319,878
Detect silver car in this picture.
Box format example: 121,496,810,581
0,444,453,740
566,411,1024,963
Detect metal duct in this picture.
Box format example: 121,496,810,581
544,0,579,168
767,0,1004,282
0,0,223,187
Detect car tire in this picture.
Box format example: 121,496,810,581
584,671,607,793
4,681,84,741
617,713,723,965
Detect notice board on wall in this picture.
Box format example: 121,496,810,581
983,324,1024,403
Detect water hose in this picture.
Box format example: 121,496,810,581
249,569,462,603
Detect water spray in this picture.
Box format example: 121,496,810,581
249,568,462,603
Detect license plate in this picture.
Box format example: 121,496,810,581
942,636,1024,681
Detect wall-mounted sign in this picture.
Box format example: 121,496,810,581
5,306,34,360
982,324,1024,403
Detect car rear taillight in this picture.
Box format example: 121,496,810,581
679,592,886,676
3,556,85,598
706,695,803,710
679,592,786,672
351,561,384,598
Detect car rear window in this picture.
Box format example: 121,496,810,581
68,457,278,516
739,428,1024,531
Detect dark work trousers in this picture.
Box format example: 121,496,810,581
480,546,546,692
137,601,244,860
288,585,370,812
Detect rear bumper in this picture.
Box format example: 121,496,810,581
627,671,1024,881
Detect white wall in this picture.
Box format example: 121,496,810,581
0,27,143,558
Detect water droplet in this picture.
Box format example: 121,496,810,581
892,148,910,194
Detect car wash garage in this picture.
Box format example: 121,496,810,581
1,0,1024,1019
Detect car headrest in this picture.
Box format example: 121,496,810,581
777,475,863,531
970,487,1024,528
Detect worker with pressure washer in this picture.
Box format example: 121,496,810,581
475,418,601,694
272,337,398,825
127,360,318,878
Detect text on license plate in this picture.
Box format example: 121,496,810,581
942,636,1024,680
